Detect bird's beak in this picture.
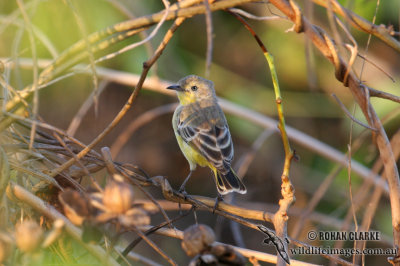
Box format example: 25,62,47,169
167,84,185,92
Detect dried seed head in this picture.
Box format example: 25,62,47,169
15,220,44,253
181,224,215,257
59,189,91,226
119,208,150,227
103,180,134,214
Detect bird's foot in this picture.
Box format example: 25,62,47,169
213,194,224,214
178,186,188,200
178,187,189,215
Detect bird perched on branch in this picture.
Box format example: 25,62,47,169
167,75,246,198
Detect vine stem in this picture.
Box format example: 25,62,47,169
265,46,295,266
228,11,295,265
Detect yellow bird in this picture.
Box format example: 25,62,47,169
167,75,246,196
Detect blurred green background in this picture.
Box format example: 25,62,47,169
1,0,399,264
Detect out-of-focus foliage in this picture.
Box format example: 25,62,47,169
0,0,399,265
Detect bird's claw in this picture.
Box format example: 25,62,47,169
178,187,188,200
212,194,224,214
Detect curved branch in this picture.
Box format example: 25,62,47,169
313,0,400,52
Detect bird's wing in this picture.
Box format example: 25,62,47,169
177,112,234,172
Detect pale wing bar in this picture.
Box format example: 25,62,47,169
178,119,234,173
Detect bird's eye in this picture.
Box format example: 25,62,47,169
191,85,198,91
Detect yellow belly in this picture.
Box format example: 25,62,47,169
176,135,212,170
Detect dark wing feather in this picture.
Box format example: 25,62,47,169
178,117,234,173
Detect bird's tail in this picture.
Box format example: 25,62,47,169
214,168,247,195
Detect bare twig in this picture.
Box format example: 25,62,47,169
16,0,39,150
133,227,177,266
204,0,213,78
120,208,193,261
359,0,380,81
235,129,274,179
347,106,358,265
355,130,400,265
95,0,171,64
331,93,377,131
65,0,99,115
67,80,109,137
110,103,177,156
291,165,343,239
229,8,283,21
312,0,400,52
351,48,395,83
104,0,158,76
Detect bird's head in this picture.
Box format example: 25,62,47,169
167,75,216,105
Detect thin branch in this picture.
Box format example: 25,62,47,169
132,227,177,266
52,132,103,192
303,0,318,90
104,0,158,76
347,105,358,265
204,0,213,78
229,8,284,21
65,0,99,115
67,80,109,137
291,165,343,239
369,88,400,104
359,0,380,82
355,129,400,265
334,16,358,86
351,48,395,83
312,0,400,52
120,208,193,261
149,176,290,262
331,93,377,131
16,0,39,151
95,0,171,64
110,103,177,156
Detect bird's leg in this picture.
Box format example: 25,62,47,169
179,170,193,196
178,171,193,214
213,193,224,214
